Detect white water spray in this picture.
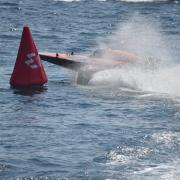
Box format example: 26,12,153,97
88,14,180,96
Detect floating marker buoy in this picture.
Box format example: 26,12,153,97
10,26,48,88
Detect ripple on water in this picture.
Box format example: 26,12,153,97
0,163,12,172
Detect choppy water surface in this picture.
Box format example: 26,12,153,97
0,0,180,179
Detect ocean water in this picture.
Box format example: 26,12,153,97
0,0,180,179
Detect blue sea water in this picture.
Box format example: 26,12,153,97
0,0,180,179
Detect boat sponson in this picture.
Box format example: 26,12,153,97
39,53,85,71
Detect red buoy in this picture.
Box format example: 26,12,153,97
10,26,48,87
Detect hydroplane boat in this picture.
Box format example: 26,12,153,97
39,49,140,84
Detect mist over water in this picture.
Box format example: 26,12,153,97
88,14,180,97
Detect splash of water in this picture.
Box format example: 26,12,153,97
87,14,180,97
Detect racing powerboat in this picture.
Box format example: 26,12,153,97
39,49,140,84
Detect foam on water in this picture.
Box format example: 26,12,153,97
106,146,152,165
134,160,180,179
151,131,180,145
